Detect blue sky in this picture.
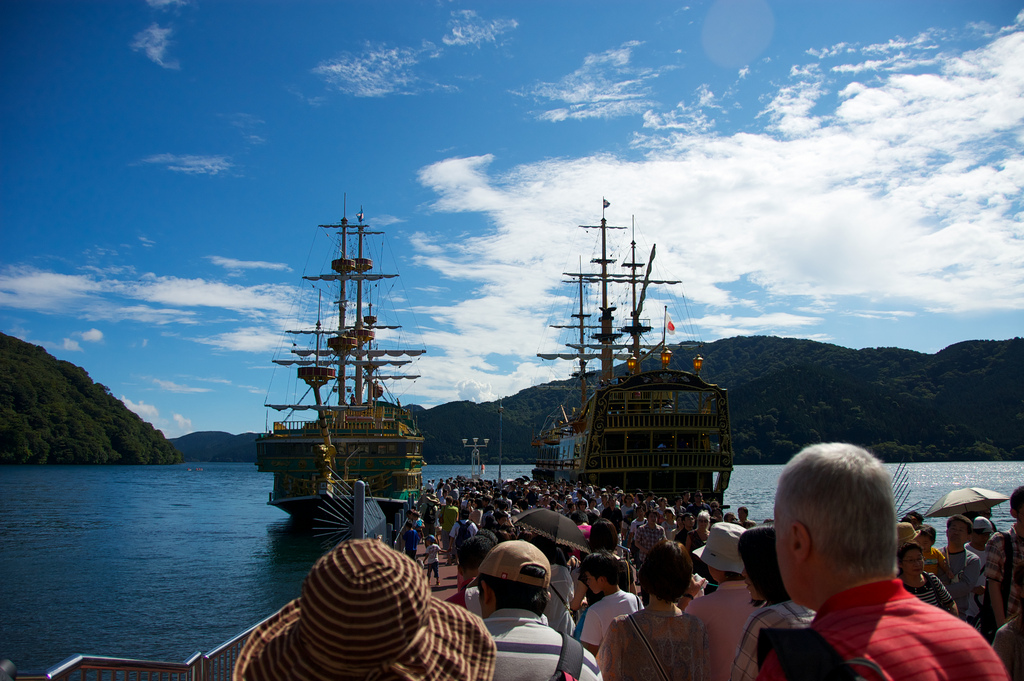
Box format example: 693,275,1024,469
2,1,1023,438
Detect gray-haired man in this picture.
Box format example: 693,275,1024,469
758,443,1008,681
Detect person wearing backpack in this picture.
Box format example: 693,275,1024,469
479,540,602,681
449,509,478,565
986,486,1024,632
758,443,1008,681
420,492,439,538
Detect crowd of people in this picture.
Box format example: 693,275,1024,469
234,443,1023,681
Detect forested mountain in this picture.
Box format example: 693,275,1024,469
5,331,1021,466
416,336,1024,465
0,333,181,464
170,431,257,462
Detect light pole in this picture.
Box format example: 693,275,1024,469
462,437,489,481
498,399,504,483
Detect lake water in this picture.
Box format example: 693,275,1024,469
1,461,1019,672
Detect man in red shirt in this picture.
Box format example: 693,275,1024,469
758,443,1009,681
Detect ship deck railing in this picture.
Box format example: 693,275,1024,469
18,611,273,681
265,419,414,437
603,412,721,430
595,450,730,471
536,449,731,472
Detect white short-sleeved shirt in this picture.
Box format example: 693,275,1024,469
580,590,642,647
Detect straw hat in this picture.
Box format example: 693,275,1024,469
692,522,746,574
896,522,917,546
233,539,495,681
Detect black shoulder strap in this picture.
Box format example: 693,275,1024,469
757,628,863,681
1002,532,1014,606
553,631,585,680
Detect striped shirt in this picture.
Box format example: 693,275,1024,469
730,600,814,681
756,580,1009,681
986,529,1024,620
902,572,955,612
485,609,603,681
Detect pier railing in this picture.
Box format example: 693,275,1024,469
19,612,273,681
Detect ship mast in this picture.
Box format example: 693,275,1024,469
572,269,589,410
354,218,366,406
337,217,348,405
269,206,425,419
620,221,656,372
580,200,626,382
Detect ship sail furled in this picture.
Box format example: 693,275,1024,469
533,206,733,501
255,209,427,526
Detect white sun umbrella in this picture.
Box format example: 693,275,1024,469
924,487,1009,517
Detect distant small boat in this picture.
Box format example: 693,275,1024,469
256,207,426,527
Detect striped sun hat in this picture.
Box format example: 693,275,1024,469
233,539,495,681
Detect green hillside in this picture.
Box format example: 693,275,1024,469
170,431,257,462
0,333,182,464
416,336,1024,465
5,330,1020,466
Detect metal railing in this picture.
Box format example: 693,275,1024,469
19,612,274,681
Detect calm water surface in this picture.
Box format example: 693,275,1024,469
1,461,1019,671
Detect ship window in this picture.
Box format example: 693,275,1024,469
626,432,650,453
625,471,649,491
652,470,673,493
604,433,625,454
676,472,699,490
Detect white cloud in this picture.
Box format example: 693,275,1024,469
173,413,192,433
151,378,211,393
194,326,284,353
643,85,720,133
119,274,295,316
79,328,103,342
225,113,266,144
0,267,103,311
523,41,662,121
139,154,232,175
443,10,518,47
207,256,292,273
0,266,298,352
147,0,188,7
121,396,159,421
120,396,191,437
313,44,426,97
130,23,180,70
407,19,1024,401
62,338,82,352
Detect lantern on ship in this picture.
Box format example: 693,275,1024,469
627,356,638,374
660,348,673,369
693,354,703,376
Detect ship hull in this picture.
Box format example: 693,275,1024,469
268,492,411,530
